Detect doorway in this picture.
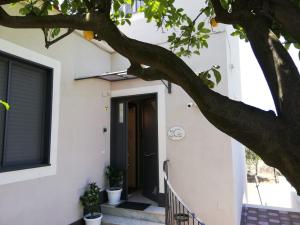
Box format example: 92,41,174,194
111,94,159,204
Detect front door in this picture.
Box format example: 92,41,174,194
110,94,159,202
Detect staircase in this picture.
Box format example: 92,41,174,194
101,203,165,225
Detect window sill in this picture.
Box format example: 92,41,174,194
0,38,60,186
0,163,56,186
0,163,51,173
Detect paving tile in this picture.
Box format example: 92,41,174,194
269,219,280,223
258,222,269,225
259,215,269,218
280,216,290,220
268,213,279,217
240,206,300,225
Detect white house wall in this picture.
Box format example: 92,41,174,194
0,26,111,225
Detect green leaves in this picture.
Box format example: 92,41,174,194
198,65,222,89
219,0,229,10
231,25,248,41
212,66,221,84
80,182,101,215
106,166,124,187
50,28,60,38
111,0,134,26
0,100,9,110
219,0,233,13
132,1,215,58
19,0,59,16
166,9,212,57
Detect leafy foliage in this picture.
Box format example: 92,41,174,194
105,166,124,188
231,25,247,41
139,1,214,57
80,182,101,217
0,100,9,110
245,148,261,175
198,65,221,89
111,0,133,25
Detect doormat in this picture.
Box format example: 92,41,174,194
117,201,151,211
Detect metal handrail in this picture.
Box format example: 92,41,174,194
163,160,205,225
254,175,263,205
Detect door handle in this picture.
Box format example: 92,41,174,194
144,153,156,157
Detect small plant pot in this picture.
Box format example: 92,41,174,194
83,213,103,225
106,187,122,205
174,213,190,223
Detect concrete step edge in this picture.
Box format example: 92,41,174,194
101,204,165,223
102,214,165,225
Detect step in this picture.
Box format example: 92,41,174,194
102,215,165,225
101,203,165,224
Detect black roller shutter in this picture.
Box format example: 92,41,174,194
0,52,52,171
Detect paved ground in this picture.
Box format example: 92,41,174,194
241,206,300,225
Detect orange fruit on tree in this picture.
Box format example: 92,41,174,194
210,18,218,28
83,31,94,41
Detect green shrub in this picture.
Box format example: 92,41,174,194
80,182,101,218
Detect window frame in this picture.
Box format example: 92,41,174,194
0,51,53,173
0,38,60,185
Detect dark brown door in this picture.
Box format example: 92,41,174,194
141,97,159,202
111,94,159,202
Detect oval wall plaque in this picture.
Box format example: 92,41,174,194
168,126,185,141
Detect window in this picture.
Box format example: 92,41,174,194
0,52,53,172
124,0,144,14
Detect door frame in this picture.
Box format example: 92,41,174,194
111,85,167,195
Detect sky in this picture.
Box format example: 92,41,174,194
239,41,300,112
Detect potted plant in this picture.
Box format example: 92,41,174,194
105,166,123,205
80,182,103,225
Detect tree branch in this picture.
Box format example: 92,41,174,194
243,17,300,121
98,0,111,15
209,0,246,24
268,0,300,44
128,64,175,83
0,7,100,30
210,0,300,46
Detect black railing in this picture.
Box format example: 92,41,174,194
163,160,205,225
